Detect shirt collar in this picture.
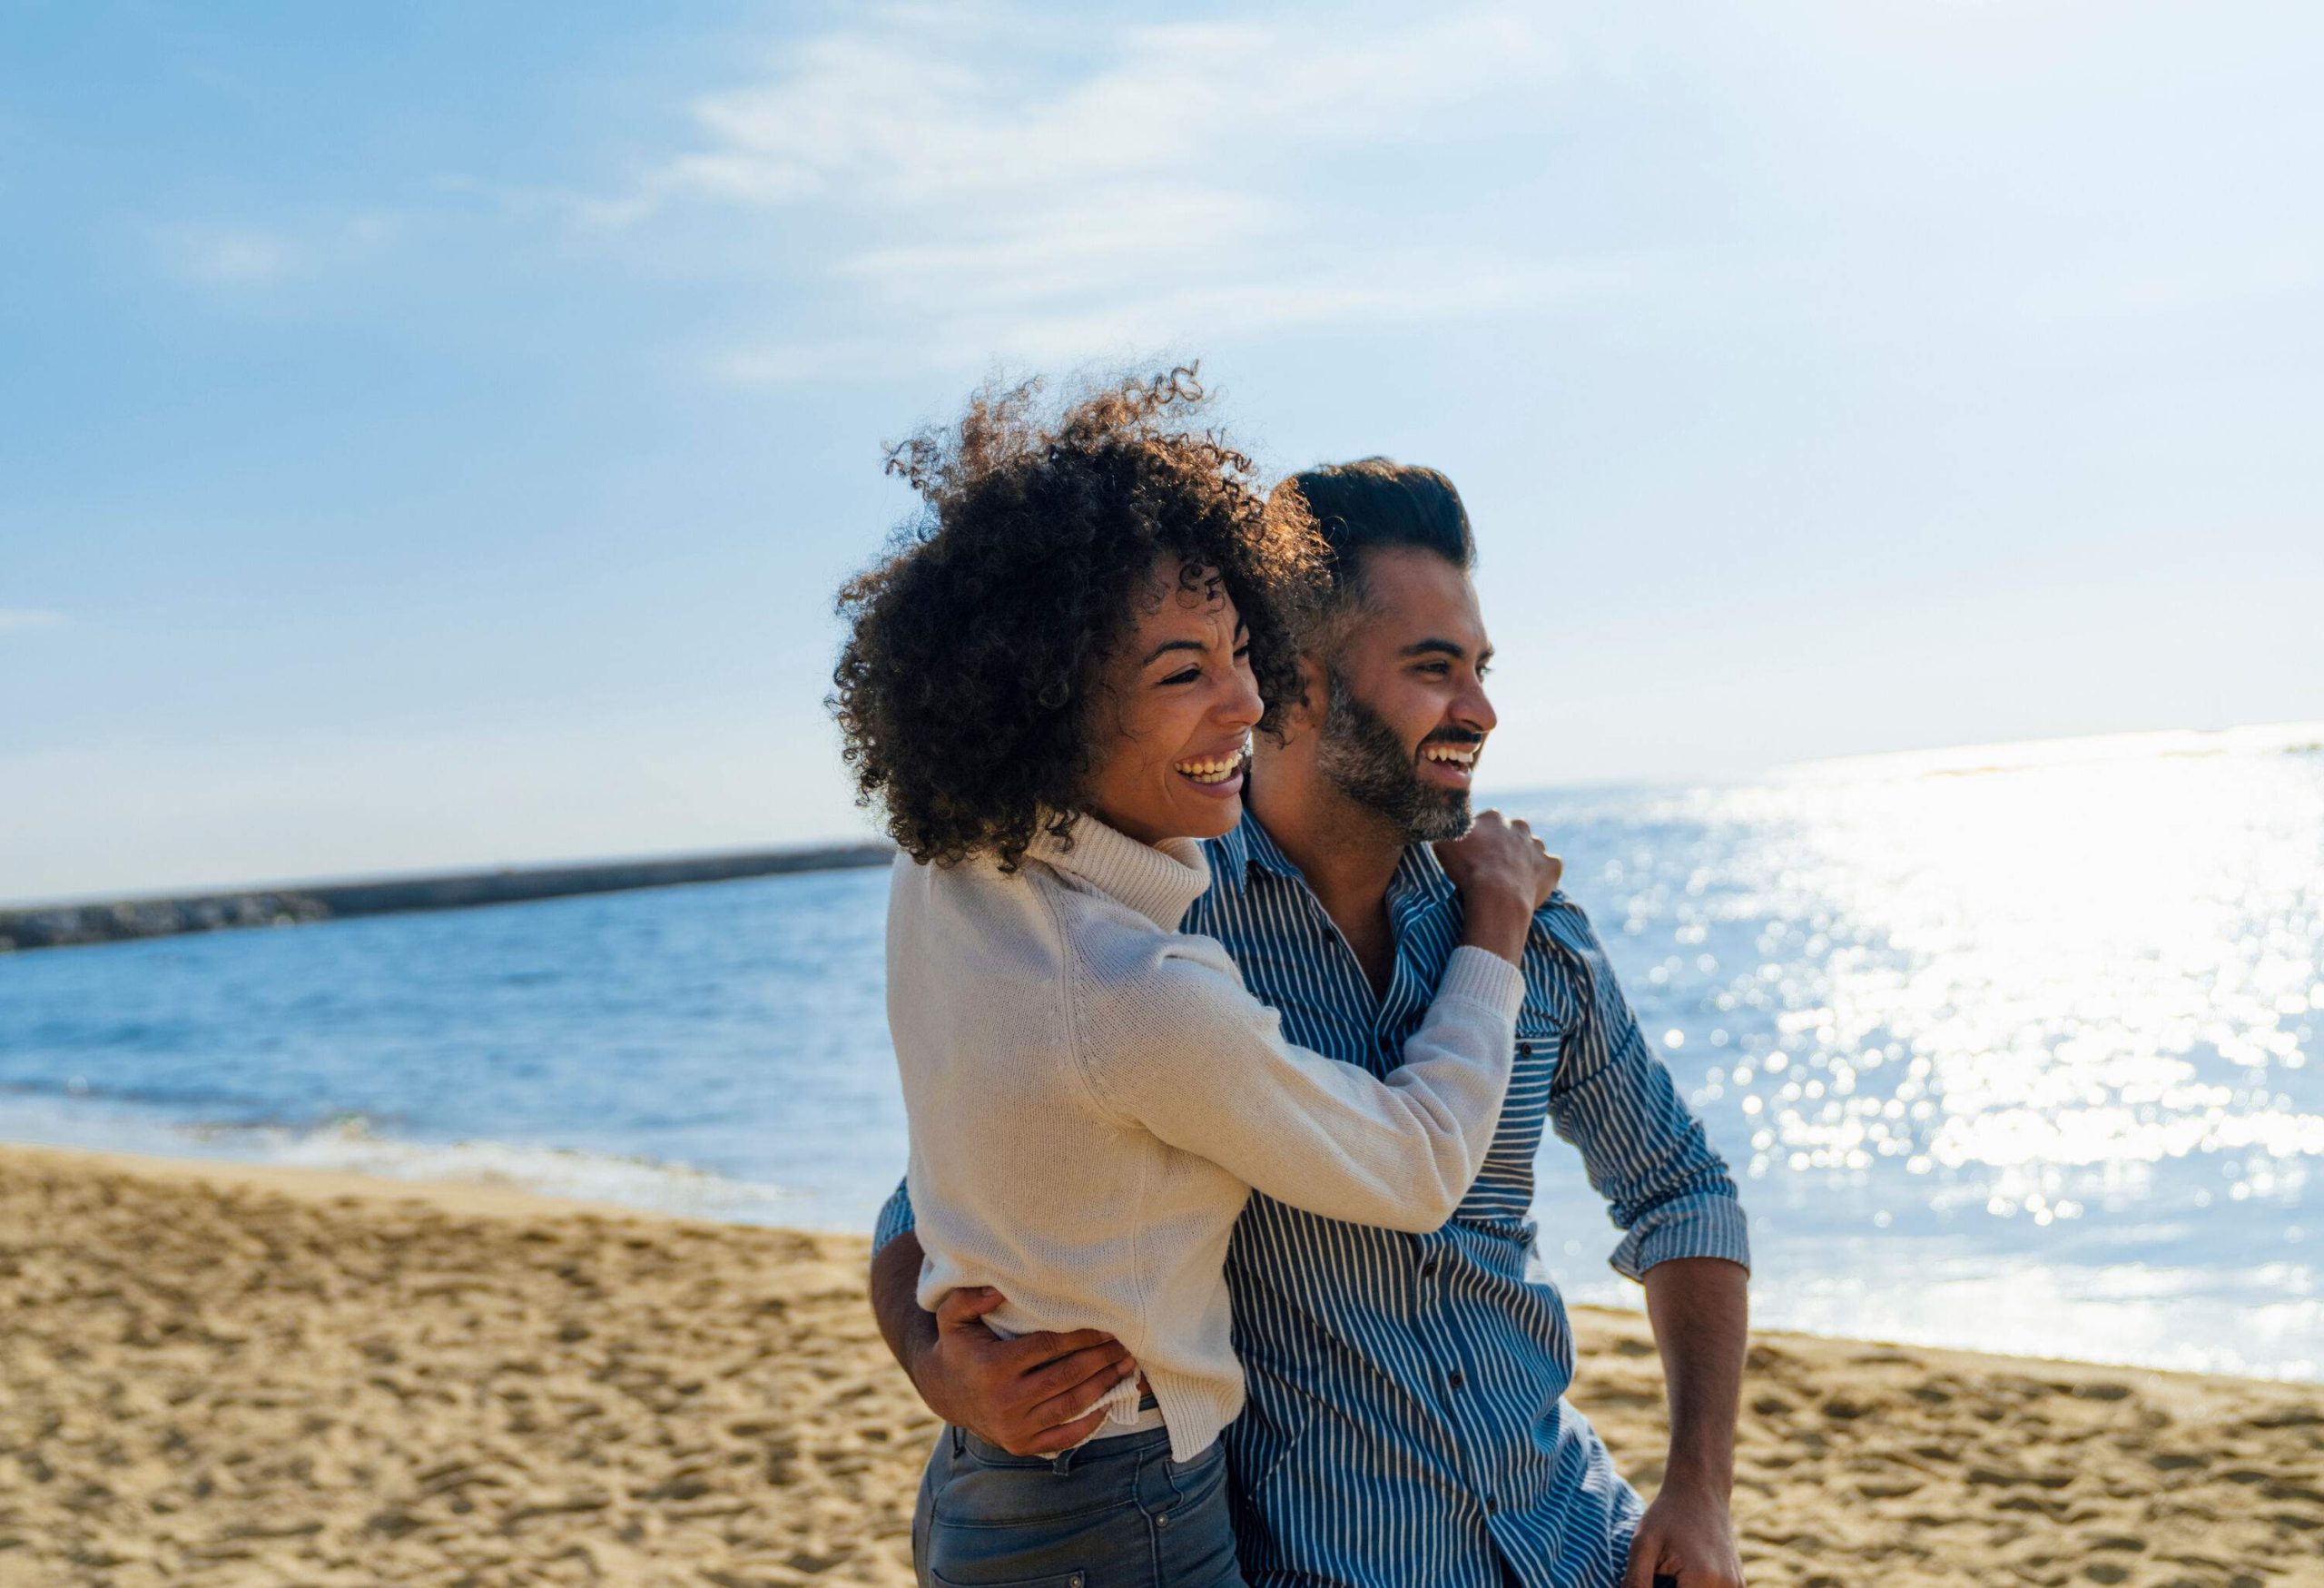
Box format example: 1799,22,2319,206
1213,809,1457,922
1025,812,1212,930
1389,840,1459,921
1210,809,1302,893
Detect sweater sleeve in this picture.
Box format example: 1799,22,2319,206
1078,942,1524,1233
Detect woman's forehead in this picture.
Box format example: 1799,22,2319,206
1133,560,1236,625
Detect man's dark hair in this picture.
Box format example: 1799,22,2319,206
1270,458,1473,615
830,368,1325,873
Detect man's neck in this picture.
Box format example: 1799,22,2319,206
1246,765,1408,932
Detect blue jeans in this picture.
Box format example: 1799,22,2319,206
912,1424,1248,1588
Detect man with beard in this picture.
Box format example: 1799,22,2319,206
869,459,1751,1588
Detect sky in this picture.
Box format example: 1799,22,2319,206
3,1,2319,905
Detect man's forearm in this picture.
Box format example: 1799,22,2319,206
871,1230,937,1386
1641,1255,1749,1491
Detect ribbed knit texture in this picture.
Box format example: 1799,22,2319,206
889,813,1525,1462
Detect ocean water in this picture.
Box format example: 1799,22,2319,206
4,725,2319,1382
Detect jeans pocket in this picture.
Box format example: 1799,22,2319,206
1162,1440,1230,1514
929,1447,1149,1587
926,1497,1110,1588
928,1571,1087,1588
1153,1443,1244,1587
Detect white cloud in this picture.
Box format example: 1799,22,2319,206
176,226,301,283
534,3,1619,380
714,255,1639,384
0,608,65,633
162,213,404,286
654,8,1561,211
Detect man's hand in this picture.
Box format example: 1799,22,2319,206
1437,810,1562,966
870,1230,1142,1457
908,1287,1141,1455
1622,1477,1744,1588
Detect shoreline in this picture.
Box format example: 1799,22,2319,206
5,1142,2322,1587
12,1139,2319,1388
0,1141,678,1227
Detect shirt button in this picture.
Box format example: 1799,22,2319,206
1517,1041,1532,1057
1447,1368,1465,1389
1483,1495,1498,1514
1419,1258,1438,1279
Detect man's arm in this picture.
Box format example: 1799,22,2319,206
1536,899,1752,1281
866,1191,1138,1456
1623,1256,1748,1588
1534,902,1751,1586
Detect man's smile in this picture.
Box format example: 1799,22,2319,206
1418,737,1482,787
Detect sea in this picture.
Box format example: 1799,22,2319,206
4,724,2319,1383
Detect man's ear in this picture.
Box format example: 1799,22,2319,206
1276,654,1329,742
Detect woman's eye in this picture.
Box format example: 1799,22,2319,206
1233,645,1252,662
1160,667,1200,686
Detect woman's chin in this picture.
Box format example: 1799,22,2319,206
1176,787,1245,840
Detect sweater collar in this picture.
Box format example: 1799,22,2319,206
1025,812,1212,931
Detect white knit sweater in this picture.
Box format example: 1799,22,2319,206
888,814,1524,1462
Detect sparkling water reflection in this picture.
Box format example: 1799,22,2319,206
1521,725,2320,1380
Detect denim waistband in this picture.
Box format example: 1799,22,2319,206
957,1420,1177,1471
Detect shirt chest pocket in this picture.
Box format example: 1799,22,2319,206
1481,1021,1560,1169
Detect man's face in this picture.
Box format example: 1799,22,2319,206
1313,547,1498,843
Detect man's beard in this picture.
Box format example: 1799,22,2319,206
1315,668,1475,843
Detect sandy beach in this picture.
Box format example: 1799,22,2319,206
2,1145,2318,1588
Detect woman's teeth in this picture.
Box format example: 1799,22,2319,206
1175,745,1250,784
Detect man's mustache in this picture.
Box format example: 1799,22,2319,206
1419,731,1484,751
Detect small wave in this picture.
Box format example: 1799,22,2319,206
205,1116,800,1221
0,1099,800,1225
1,1074,281,1116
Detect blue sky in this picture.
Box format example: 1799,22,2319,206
4,1,2319,903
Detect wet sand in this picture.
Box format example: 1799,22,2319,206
3,1144,2319,1586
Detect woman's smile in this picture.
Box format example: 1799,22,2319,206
1174,735,1253,798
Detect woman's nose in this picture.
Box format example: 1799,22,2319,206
1222,669,1265,728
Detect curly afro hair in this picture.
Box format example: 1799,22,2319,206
831,367,1325,872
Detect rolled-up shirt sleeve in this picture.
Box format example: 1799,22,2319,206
1539,900,1751,1282
872,1175,917,1258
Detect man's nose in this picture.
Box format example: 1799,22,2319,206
1452,676,1497,737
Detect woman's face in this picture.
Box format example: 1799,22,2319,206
1082,556,1265,846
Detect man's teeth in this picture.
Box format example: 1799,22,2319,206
1421,745,1479,766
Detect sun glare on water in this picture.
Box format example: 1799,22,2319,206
1524,724,2324,1379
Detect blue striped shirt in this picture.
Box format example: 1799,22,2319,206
875,811,1749,1588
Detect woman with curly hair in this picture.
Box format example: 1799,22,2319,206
832,370,1561,1587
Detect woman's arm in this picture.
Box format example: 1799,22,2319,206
1078,810,1557,1229
1084,939,1521,1230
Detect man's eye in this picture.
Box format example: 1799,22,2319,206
1418,662,1450,677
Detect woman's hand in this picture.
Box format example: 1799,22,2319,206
1435,811,1561,966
